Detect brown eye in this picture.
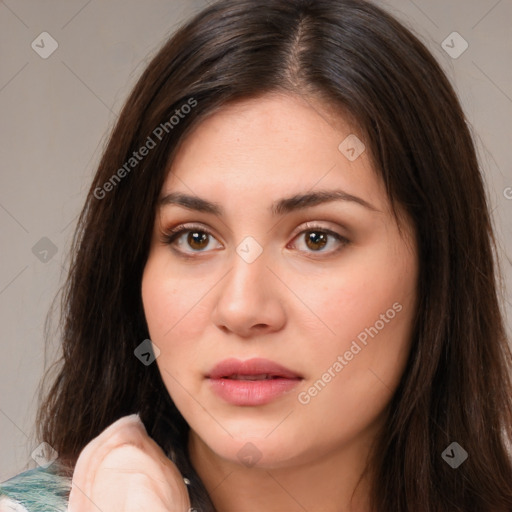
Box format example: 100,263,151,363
289,225,349,255
304,231,328,251
187,230,209,250
161,224,222,255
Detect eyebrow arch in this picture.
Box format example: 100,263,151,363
159,189,379,216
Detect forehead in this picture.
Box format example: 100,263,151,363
161,93,385,212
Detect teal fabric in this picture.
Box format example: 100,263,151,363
0,465,70,512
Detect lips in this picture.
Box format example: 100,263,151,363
206,358,303,406
207,358,302,380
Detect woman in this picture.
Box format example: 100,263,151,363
1,0,511,510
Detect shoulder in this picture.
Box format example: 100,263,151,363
0,465,71,512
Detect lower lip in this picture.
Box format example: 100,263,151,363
208,377,301,406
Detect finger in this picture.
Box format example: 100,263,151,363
68,414,151,511
68,414,191,512
88,444,188,512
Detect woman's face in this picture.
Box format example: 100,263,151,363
142,93,418,470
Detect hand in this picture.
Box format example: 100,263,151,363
68,414,191,512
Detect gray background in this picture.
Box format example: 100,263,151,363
0,0,511,480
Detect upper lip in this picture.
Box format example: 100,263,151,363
207,358,302,379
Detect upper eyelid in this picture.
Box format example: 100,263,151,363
164,223,218,239
163,221,345,238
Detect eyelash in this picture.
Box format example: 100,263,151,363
160,222,350,258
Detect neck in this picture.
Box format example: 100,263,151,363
187,426,380,512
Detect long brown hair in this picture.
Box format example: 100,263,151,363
35,0,512,510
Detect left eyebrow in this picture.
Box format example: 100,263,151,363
158,189,380,216
272,189,380,214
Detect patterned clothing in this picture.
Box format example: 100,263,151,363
0,464,70,512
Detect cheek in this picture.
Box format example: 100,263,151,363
292,240,417,398
289,246,416,349
297,310,413,441
142,254,188,335
141,255,212,372
293,285,415,445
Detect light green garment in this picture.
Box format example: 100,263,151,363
0,465,70,512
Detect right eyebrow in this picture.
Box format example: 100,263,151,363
159,192,222,215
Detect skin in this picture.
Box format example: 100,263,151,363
141,92,419,512
68,415,191,511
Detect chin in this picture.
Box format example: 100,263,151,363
192,424,313,470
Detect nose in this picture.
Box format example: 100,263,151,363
211,247,286,338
